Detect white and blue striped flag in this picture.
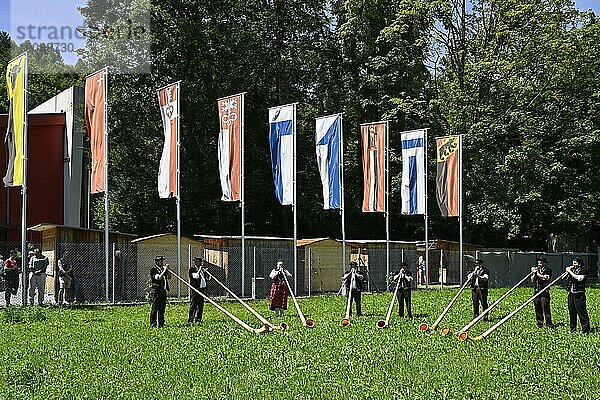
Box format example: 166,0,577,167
401,129,426,215
269,104,295,205
315,114,342,209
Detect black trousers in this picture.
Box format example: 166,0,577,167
396,289,412,317
188,288,206,323
150,289,167,328
349,289,362,316
472,288,489,319
4,273,19,305
533,294,552,327
568,292,590,333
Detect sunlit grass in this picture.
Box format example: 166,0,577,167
0,287,598,399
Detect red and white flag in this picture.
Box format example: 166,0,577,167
85,69,107,194
157,83,179,199
360,122,386,212
218,94,243,201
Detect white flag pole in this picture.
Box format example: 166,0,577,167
385,121,390,290
459,134,464,285
241,93,246,297
293,103,298,294
424,129,429,289
21,53,29,305
340,113,346,274
176,82,182,297
104,67,109,302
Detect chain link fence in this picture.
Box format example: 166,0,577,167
1,241,598,306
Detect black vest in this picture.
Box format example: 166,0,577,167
150,266,169,291
470,267,490,290
566,265,587,294
533,265,553,294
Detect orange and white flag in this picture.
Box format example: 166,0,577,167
218,94,243,201
360,122,386,212
85,69,107,193
157,83,179,199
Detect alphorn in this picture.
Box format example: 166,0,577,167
469,272,568,341
169,269,270,334
455,271,534,341
204,270,282,331
376,273,403,329
340,272,355,327
419,276,472,333
281,273,315,328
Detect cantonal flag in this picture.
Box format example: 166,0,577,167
218,94,243,202
157,83,180,199
360,122,386,212
435,135,460,217
3,53,26,187
85,69,107,194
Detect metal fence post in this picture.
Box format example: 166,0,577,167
440,248,444,289
401,248,404,263
308,248,312,297
112,243,116,305
177,243,181,298
252,246,256,299
188,243,192,300
241,241,245,298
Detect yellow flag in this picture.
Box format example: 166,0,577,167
3,53,26,187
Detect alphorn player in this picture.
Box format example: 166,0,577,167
188,257,211,324
393,262,413,318
565,257,590,334
531,257,553,328
469,259,489,320
342,261,364,316
150,255,170,328
269,260,292,318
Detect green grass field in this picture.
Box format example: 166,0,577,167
0,287,599,400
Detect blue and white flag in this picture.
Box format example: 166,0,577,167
269,104,295,205
401,129,426,215
315,114,341,209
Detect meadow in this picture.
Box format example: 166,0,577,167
0,287,598,400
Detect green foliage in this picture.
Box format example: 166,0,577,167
0,288,598,399
2,0,600,250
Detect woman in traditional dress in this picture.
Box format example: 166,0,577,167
269,260,292,317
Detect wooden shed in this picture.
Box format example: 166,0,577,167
297,238,351,294
27,223,136,302
130,233,203,299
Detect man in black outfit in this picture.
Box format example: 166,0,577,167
150,255,169,328
342,261,364,316
188,257,210,324
565,257,590,334
469,259,489,320
393,262,413,318
531,257,553,328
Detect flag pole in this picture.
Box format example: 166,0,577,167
424,128,429,289
176,82,182,298
104,67,109,302
459,134,464,285
293,103,298,294
340,113,346,274
385,121,390,290
240,92,245,298
21,53,29,305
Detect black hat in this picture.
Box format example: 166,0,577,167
349,261,358,267
536,257,549,263
474,259,483,264
154,255,164,261
398,262,408,267
193,256,203,262
572,257,584,265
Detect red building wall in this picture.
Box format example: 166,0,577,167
0,113,65,242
